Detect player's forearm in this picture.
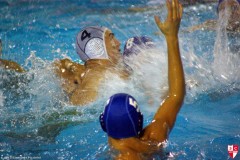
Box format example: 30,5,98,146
153,36,185,124
166,36,185,100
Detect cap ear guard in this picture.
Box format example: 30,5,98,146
99,112,107,132
136,109,143,135
85,38,107,59
99,98,111,133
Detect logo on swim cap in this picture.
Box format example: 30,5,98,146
99,93,143,139
76,26,109,62
123,36,155,57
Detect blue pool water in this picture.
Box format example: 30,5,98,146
0,0,240,159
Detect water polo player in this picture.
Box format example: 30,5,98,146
63,26,129,106
187,0,240,32
99,0,185,159
123,36,156,72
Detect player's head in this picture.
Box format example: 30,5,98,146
76,26,121,64
99,93,143,139
123,36,155,57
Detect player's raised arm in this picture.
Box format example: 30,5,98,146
153,0,185,131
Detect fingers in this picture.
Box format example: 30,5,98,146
172,0,177,20
176,0,180,19
154,15,163,28
175,0,183,19
154,15,161,25
167,0,182,20
179,3,183,19
166,0,172,20
154,0,182,33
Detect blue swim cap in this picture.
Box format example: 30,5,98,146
123,36,155,57
99,93,143,139
76,26,109,62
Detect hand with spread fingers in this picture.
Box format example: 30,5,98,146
154,0,183,38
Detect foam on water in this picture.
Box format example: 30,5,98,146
0,52,97,140
212,10,240,83
117,46,168,111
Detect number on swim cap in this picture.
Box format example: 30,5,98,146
129,97,140,112
126,38,134,49
81,30,91,41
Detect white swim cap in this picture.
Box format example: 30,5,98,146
76,26,109,62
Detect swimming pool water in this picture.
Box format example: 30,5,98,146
0,0,240,159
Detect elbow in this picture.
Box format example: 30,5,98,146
171,94,184,106
169,88,185,105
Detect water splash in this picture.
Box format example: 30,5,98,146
0,53,76,140
212,9,240,84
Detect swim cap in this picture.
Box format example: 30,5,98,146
123,36,155,57
76,26,109,62
99,93,143,139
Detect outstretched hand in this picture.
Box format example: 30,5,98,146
154,0,183,38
